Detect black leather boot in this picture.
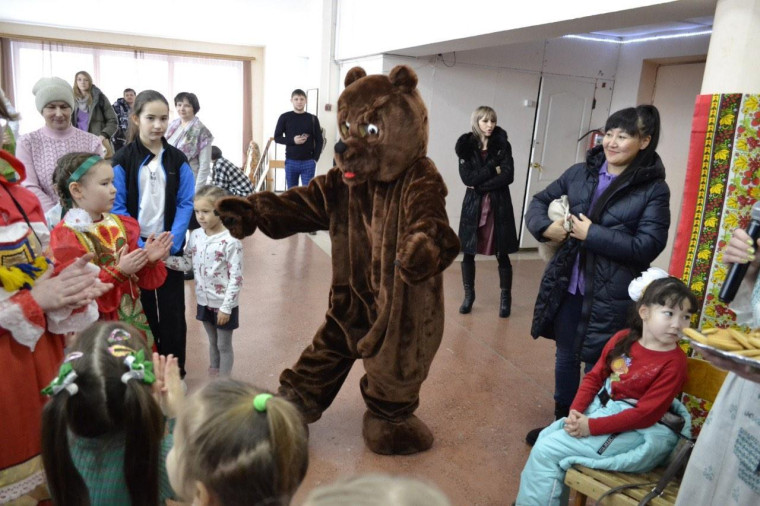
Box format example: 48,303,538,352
498,265,512,318
525,403,570,447
459,261,476,314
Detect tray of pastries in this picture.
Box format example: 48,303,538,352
682,327,760,376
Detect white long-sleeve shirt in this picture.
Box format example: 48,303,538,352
164,228,243,314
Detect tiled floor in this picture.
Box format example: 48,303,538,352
182,231,556,506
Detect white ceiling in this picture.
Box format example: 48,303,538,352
382,1,718,58
0,0,315,49
0,0,716,57
588,16,713,39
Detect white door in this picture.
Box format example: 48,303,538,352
650,61,706,271
520,75,599,248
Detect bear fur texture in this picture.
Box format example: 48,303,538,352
216,65,460,455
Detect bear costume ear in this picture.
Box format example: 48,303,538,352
345,67,367,87
389,65,418,92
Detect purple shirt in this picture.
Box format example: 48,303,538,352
76,110,90,132
568,161,616,295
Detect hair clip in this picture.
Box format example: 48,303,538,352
253,393,273,413
107,328,131,344
41,362,79,397
121,349,156,385
108,344,135,357
63,351,83,363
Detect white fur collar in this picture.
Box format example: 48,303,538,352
63,208,93,232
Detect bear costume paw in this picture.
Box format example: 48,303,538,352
215,197,258,239
395,232,439,284
362,411,434,455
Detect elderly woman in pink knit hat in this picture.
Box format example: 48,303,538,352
17,77,104,213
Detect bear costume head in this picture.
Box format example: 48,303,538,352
334,65,428,185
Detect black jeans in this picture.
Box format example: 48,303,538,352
140,267,187,376
553,292,593,406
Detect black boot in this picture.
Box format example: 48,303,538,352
459,261,476,314
498,265,512,318
525,403,569,447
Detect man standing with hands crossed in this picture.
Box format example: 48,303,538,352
274,89,323,190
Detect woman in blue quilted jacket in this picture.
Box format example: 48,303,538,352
524,105,669,446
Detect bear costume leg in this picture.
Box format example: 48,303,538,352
358,308,444,455
278,316,357,424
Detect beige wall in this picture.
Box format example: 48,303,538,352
0,21,265,153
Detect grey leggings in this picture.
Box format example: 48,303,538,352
202,321,234,376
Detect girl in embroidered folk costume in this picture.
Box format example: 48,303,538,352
165,185,243,377
51,152,172,346
516,270,695,506
0,96,107,504
41,321,184,505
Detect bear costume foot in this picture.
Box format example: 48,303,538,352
362,411,434,455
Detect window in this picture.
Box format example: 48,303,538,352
7,40,245,164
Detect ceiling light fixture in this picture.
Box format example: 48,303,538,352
563,29,712,44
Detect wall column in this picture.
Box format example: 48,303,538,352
701,0,760,93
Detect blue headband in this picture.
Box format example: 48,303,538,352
68,155,102,184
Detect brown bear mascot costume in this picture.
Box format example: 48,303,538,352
217,65,460,455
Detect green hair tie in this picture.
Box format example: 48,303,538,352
253,393,273,412
121,349,156,385
41,362,79,397
68,155,102,184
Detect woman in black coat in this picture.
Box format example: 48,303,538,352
523,105,669,445
456,106,519,318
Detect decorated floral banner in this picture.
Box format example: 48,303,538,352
670,94,760,330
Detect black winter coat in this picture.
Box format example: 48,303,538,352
525,145,670,363
456,127,519,256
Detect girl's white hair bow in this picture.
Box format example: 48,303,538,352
628,267,670,301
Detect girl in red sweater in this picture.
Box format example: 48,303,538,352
516,270,697,506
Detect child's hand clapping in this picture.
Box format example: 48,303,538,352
144,232,173,263
564,409,590,438
117,245,148,275
152,352,184,419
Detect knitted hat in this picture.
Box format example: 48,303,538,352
32,77,75,113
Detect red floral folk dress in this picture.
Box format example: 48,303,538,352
51,210,167,347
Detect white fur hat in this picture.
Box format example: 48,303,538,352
32,77,75,113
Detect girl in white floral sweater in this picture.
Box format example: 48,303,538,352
165,185,243,376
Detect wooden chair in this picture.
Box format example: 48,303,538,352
563,357,728,506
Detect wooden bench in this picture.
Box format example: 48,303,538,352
564,357,727,506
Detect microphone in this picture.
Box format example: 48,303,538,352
719,201,760,303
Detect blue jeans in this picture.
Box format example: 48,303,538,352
285,159,316,189
554,292,593,407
